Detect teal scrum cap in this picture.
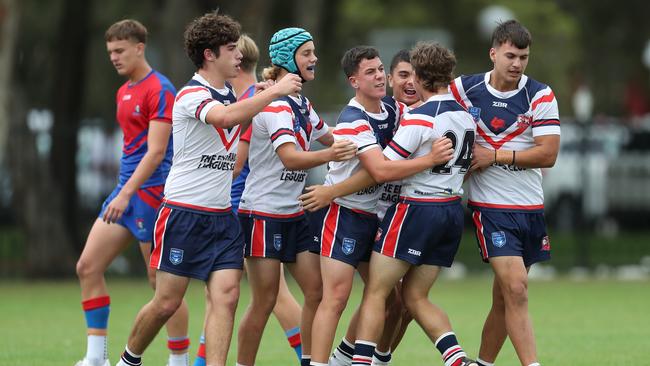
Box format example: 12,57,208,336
269,27,313,76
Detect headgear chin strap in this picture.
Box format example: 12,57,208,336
269,27,313,81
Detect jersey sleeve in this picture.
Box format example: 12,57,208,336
449,76,471,110
240,124,253,143
306,99,328,141
332,119,378,155
146,80,175,124
259,100,298,150
384,114,433,161
530,87,561,137
175,86,222,124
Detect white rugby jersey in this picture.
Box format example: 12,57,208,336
163,73,240,212
376,97,407,220
239,95,328,219
325,97,401,214
384,94,475,202
450,72,561,211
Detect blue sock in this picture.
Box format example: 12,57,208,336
285,326,302,360
192,333,205,366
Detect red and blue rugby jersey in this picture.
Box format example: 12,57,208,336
115,70,175,187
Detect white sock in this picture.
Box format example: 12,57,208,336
168,352,189,366
310,362,328,366
85,334,107,361
527,363,541,366
477,358,495,366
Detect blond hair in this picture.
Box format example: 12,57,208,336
262,65,283,81
237,34,259,73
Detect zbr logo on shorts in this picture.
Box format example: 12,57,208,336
169,248,184,265
491,231,507,248
342,238,356,255
273,234,283,251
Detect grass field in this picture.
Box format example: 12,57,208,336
1,276,649,366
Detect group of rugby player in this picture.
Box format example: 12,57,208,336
74,10,560,366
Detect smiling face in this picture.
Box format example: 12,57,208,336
350,57,386,100
490,41,529,90
295,41,317,81
388,61,419,106
106,39,144,77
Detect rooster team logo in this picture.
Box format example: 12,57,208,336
516,113,533,128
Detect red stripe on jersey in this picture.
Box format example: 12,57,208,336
388,141,410,158
472,211,488,261
175,87,208,102
251,219,265,257
531,91,555,111
271,128,294,142
263,105,292,114
449,82,468,110
400,195,461,203
82,296,110,311
151,206,172,269
381,202,408,257
320,203,341,257
400,119,434,128
468,200,544,210
237,209,304,219
144,185,164,199
532,119,560,127
333,125,371,135
315,119,325,130
137,189,163,209
477,124,527,150
240,124,253,142
215,124,241,151
163,199,231,213
295,129,307,151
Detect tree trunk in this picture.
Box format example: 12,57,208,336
0,0,17,165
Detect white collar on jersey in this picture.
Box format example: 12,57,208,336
483,71,529,99
422,92,455,104
192,73,232,96
348,97,388,120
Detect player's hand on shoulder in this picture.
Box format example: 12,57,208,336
254,80,274,94
430,137,454,165
273,74,302,96
299,185,334,212
471,143,494,171
330,138,357,162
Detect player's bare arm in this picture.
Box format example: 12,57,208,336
299,168,376,211
360,137,454,183
472,134,559,171
102,120,171,223
316,127,335,146
275,139,356,171
205,74,302,129
233,140,249,179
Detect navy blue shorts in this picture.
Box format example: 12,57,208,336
471,209,551,266
375,200,464,267
150,204,244,281
239,215,312,262
316,202,378,268
99,185,164,242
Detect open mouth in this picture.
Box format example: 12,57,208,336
306,65,316,72
404,88,417,96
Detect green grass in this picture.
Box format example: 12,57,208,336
1,277,649,365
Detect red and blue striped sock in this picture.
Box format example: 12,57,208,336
192,333,206,366
435,332,467,366
351,340,375,366
285,326,302,361
82,296,110,362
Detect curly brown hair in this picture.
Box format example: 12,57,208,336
184,11,241,69
105,19,147,43
409,42,456,92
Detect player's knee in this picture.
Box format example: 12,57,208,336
503,280,528,305
76,257,101,280
401,289,427,315
253,291,278,312
302,285,323,308
154,297,184,319
211,283,240,311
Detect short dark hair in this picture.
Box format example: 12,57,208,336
341,46,380,77
409,41,456,92
184,11,241,69
105,19,147,43
389,49,410,74
491,19,532,49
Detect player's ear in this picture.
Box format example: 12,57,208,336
349,76,358,89
387,73,394,88
489,48,496,63
136,42,145,56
